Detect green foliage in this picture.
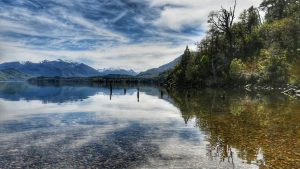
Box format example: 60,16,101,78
165,0,300,88
230,59,246,80
170,46,193,87
233,7,263,60
260,0,300,22
258,47,289,84
259,17,299,58
289,59,300,84
239,6,261,32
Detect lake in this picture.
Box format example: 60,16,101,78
0,82,299,168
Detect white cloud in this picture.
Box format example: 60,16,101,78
149,0,262,31
0,0,263,71
65,14,129,43
0,3,129,44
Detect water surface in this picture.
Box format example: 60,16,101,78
0,82,299,168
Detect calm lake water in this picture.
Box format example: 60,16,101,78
0,82,299,169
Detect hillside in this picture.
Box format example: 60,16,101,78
0,68,31,81
138,56,181,78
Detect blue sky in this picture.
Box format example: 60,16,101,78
0,0,261,71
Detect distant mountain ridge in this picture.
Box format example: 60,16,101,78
0,60,100,78
137,56,182,78
0,60,139,80
98,68,137,76
0,55,183,81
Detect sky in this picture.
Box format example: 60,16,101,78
0,0,262,72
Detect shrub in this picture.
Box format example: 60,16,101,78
230,58,246,80
258,47,289,84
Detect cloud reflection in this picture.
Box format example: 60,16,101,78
0,83,257,168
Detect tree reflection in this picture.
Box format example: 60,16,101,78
168,89,300,168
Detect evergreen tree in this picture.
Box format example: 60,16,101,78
180,45,191,68
176,46,192,86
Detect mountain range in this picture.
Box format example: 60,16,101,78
0,56,181,81
0,60,100,78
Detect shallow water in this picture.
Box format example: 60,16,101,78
0,82,299,168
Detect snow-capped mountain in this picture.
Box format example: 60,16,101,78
98,68,138,76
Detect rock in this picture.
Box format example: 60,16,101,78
245,84,251,88
282,88,295,94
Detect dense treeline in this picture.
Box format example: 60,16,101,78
166,0,300,88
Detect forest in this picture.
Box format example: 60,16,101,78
165,0,300,88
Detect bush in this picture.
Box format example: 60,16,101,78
288,59,300,85
258,47,289,84
230,58,246,80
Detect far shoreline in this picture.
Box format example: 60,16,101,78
24,76,300,99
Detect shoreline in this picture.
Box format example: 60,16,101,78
24,76,300,98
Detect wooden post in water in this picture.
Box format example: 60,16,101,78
110,82,112,100
137,87,140,102
160,90,164,99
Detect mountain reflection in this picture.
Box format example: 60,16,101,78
0,82,166,103
0,82,100,103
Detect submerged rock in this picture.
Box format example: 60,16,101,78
281,86,300,98
296,90,300,97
